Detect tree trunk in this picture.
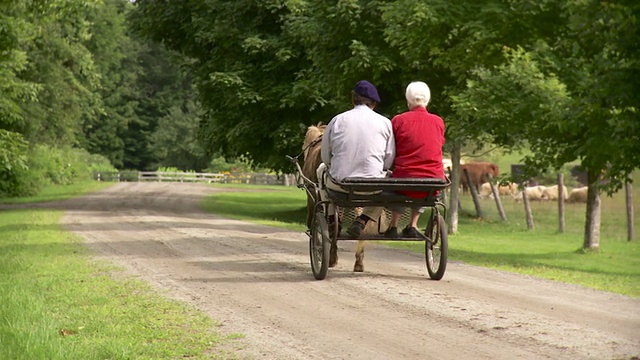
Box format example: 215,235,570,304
583,171,601,250
626,180,634,241
448,143,462,234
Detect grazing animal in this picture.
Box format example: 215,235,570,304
513,185,547,202
301,124,384,272
478,182,492,199
541,185,569,201
568,186,588,203
459,162,499,193
478,181,518,199
498,182,519,197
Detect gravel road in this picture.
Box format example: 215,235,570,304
52,182,639,359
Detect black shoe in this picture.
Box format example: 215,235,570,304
402,226,420,239
384,226,399,239
347,221,365,239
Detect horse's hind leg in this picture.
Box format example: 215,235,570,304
353,240,365,272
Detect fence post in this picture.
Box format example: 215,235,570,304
463,168,483,218
558,173,565,233
487,174,507,221
522,183,534,230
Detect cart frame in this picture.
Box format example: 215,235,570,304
287,155,451,280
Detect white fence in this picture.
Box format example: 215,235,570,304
93,171,297,186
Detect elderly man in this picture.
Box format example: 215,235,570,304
317,80,395,239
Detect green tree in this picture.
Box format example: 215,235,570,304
148,99,210,171
122,41,201,170
1,0,104,195
0,1,38,188
453,1,640,249
81,0,139,168
19,0,102,147
129,1,334,172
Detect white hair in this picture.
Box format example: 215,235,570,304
405,81,431,109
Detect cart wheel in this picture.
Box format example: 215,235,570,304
310,211,331,280
425,213,448,280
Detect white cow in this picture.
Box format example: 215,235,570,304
541,185,569,201
478,182,492,199
513,185,547,202
568,186,588,203
478,181,518,199
498,182,519,197
442,158,465,170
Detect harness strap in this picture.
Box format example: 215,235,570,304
300,135,323,159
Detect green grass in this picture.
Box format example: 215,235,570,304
200,186,307,231
0,181,112,205
201,181,640,297
0,182,237,360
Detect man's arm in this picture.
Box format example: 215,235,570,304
383,127,396,171
320,119,335,166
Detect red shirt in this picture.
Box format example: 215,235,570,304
391,107,445,198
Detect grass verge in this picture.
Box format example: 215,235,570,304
1,182,237,360
201,183,640,297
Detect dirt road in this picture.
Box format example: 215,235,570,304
55,182,638,359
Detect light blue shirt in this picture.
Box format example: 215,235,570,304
321,105,395,181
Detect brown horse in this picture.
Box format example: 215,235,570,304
301,123,326,229
302,124,385,272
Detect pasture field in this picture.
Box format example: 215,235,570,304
201,173,640,297
0,181,233,360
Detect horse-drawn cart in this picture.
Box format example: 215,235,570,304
287,154,451,281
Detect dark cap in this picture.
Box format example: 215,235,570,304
353,80,381,103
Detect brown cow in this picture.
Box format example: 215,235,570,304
459,162,499,193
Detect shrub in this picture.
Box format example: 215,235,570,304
0,130,30,196
0,145,117,197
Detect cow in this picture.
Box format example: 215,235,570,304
568,186,588,203
541,185,569,201
478,181,518,199
459,162,499,193
513,185,547,202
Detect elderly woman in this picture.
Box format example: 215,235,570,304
384,81,446,238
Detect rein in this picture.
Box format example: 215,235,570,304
299,135,323,159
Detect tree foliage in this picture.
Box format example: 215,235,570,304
3,0,637,250
452,1,639,193
0,0,210,195
129,0,639,248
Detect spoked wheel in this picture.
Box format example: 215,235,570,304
310,211,331,280
425,213,448,280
